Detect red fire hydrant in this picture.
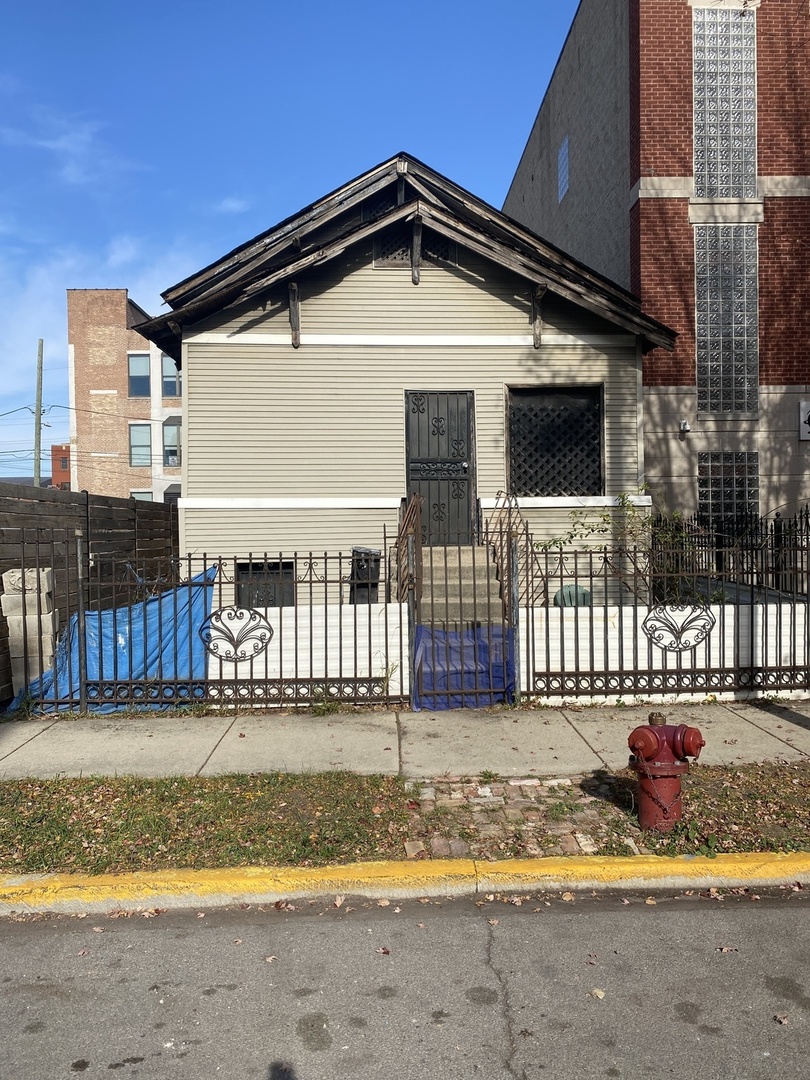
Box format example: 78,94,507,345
628,712,705,832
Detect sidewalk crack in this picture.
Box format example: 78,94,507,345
196,718,237,776
395,711,404,777
561,710,610,769
0,718,61,762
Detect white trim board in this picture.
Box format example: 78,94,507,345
185,332,635,348
180,496,652,511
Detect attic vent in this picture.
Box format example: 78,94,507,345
374,225,457,269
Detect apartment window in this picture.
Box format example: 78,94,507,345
162,354,181,397
698,451,759,522
128,353,151,397
60,457,68,470
695,224,759,415
693,7,757,199
130,490,153,501
236,561,295,608
129,424,152,467
557,136,569,203
162,419,181,467
508,387,602,497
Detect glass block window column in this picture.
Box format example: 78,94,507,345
698,451,759,521
693,7,757,199
695,224,759,414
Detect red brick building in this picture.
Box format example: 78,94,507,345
50,443,70,490
67,289,182,502
505,0,810,519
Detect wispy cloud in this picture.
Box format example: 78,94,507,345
0,106,144,187
212,195,249,214
106,235,141,268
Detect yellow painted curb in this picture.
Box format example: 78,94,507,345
1,852,809,914
476,851,810,893
0,859,478,914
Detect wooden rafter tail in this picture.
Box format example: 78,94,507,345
288,282,300,349
411,217,422,286
532,284,548,350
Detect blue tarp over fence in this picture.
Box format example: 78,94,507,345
16,567,216,713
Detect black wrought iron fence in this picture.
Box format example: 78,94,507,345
4,509,810,713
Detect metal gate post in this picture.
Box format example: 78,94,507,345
75,528,88,713
510,535,521,703
407,533,418,711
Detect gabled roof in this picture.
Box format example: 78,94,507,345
134,152,676,360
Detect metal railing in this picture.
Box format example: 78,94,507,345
3,508,810,713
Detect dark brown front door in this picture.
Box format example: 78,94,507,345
405,391,475,545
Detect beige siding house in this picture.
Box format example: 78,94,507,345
135,154,674,557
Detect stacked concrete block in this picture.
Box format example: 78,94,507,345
1,568,58,695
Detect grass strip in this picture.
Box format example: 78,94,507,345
0,773,412,874
0,761,808,875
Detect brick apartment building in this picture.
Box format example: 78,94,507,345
504,0,810,520
67,289,182,503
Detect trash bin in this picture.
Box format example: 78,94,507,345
350,547,381,604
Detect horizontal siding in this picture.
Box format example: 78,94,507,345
181,508,400,558
184,344,639,500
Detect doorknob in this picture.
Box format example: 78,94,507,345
462,462,469,471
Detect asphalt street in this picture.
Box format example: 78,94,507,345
2,890,809,1079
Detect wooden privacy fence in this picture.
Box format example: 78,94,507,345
0,484,177,700
3,506,810,712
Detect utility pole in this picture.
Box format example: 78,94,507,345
33,338,43,487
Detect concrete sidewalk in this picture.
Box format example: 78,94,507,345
2,697,810,780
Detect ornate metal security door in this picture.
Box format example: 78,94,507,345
405,391,475,545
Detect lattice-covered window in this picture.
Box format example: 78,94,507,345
695,224,759,415
508,387,602,497
236,561,295,608
693,6,757,199
698,451,759,521
373,224,457,268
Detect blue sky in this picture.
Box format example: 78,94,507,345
0,0,579,477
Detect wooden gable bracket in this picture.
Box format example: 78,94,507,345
411,216,423,286
531,284,548,349
288,282,301,348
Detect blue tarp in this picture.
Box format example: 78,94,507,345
14,567,216,714
413,625,516,711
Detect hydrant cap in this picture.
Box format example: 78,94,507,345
648,711,667,727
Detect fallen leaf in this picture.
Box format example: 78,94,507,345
264,956,278,963
372,806,384,815
775,1014,789,1025
233,938,243,945
590,988,606,1000
376,947,391,955
77,948,89,956
91,926,106,933
196,912,206,919
377,899,391,907
140,908,165,918
334,895,345,908
239,732,246,738
393,906,401,914
488,918,500,926
716,946,738,954
645,897,657,906
620,898,631,905
561,892,575,903
417,922,426,929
